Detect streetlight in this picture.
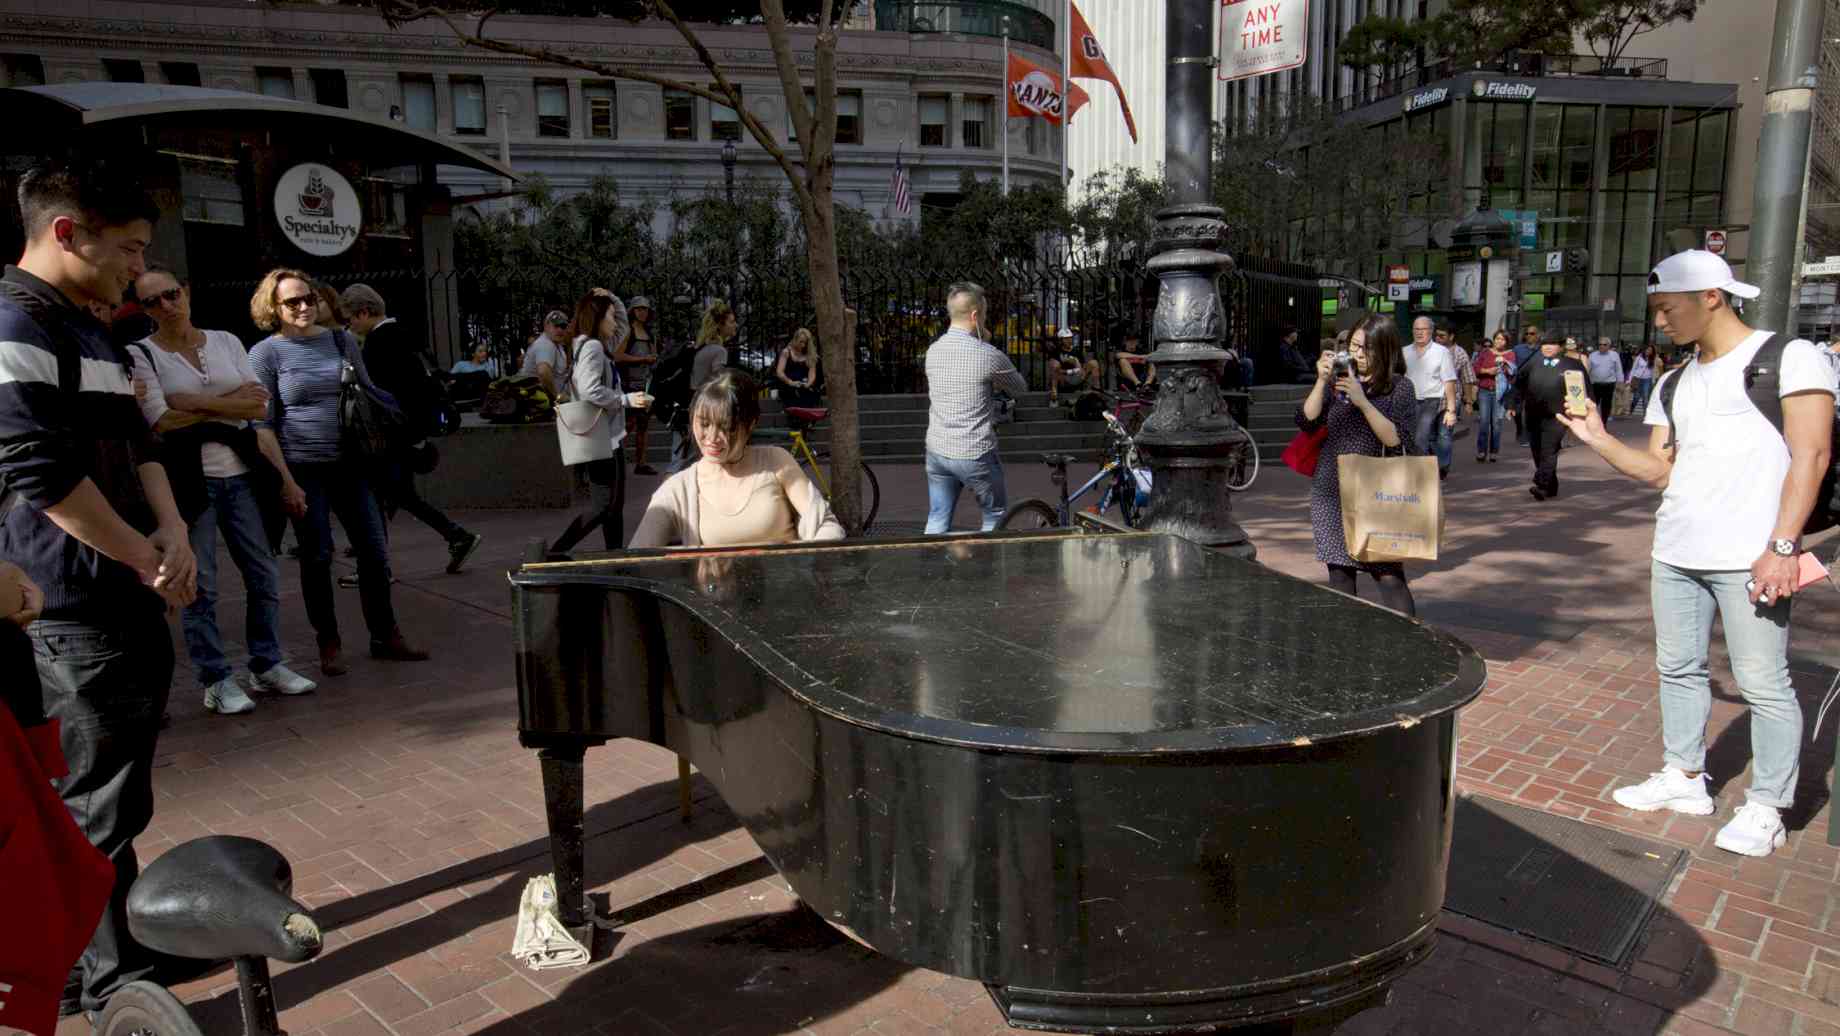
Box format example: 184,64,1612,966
721,139,739,305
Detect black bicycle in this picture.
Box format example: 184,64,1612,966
1000,411,1152,530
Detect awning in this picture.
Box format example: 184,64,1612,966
1,83,516,179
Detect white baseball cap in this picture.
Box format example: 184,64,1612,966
1057,327,1075,339
1647,249,1760,299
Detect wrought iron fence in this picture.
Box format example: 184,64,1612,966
190,252,1322,393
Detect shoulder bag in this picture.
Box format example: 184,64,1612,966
555,338,616,467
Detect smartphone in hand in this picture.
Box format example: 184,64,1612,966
1562,370,1589,418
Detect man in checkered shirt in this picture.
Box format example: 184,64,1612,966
924,283,1028,533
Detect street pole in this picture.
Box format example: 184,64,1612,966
1002,19,1011,197
1137,0,1256,558
1058,0,1071,332
722,139,738,305
496,103,512,190
1748,0,1828,332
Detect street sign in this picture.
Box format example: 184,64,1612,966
1387,264,1411,284
1804,259,1840,277
1545,251,1564,274
1705,229,1727,255
1387,283,1410,301
1218,0,1309,83
1602,297,1617,312
1497,209,1539,250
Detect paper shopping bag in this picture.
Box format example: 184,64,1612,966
1338,453,1443,563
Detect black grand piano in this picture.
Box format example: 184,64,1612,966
512,529,1485,1033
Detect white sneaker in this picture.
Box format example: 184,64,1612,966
203,677,257,715
1611,767,1715,815
250,664,317,696
1715,802,1787,857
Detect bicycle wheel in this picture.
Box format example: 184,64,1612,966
1116,469,1145,529
95,980,205,1036
998,498,1061,530
802,455,881,533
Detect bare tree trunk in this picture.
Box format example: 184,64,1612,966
798,196,863,531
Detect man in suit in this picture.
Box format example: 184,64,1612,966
342,285,482,574
1505,334,1588,500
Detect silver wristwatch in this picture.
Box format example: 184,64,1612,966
1770,538,1798,558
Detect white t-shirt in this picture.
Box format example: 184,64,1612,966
1403,343,1457,401
132,330,259,478
1646,331,1836,569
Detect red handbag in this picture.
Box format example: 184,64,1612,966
1281,425,1329,477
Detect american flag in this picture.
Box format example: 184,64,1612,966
891,145,913,216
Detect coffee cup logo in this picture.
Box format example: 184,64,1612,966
275,164,362,257
298,169,336,218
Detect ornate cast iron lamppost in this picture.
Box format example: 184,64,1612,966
1136,0,1256,559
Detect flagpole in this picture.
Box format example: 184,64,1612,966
1002,21,1011,197
1059,0,1072,330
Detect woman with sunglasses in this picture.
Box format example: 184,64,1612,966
248,268,427,676
129,268,317,714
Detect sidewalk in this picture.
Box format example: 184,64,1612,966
53,425,1840,1036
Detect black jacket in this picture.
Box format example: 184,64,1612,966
1511,353,1588,417
360,319,441,440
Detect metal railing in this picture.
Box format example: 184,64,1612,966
871,0,1057,51
189,253,1323,394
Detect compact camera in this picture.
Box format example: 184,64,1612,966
1331,351,1353,379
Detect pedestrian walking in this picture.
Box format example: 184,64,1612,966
668,301,736,474
552,290,651,552
1505,335,1586,500
0,158,198,1018
613,296,659,474
1295,314,1420,616
1473,330,1511,462
248,268,428,675
923,282,1028,533
1566,250,1837,858
1404,316,1457,479
1587,337,1623,421
1628,344,1657,414
1509,327,1539,445
130,268,316,715
341,284,483,575
1436,327,1478,418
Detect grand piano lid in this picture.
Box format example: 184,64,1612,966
513,531,1487,755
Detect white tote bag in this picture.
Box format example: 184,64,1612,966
555,401,613,466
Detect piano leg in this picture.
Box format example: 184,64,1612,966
538,744,590,934
678,756,693,821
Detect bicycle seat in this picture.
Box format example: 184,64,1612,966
126,836,323,964
1041,453,1079,467
784,406,828,423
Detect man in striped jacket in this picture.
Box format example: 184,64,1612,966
0,158,195,1019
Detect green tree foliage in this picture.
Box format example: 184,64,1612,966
1579,0,1700,66
1338,0,1611,79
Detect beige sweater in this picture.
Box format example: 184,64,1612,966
628,445,846,548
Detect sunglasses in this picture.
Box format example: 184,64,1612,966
140,287,184,308
279,294,319,311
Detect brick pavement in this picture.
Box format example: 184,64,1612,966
46,426,1840,1036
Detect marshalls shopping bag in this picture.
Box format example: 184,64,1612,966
1338,453,1444,562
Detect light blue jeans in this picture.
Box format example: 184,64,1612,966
1412,400,1453,470
1651,560,1799,807
925,449,1007,533
1474,387,1503,456
185,474,283,686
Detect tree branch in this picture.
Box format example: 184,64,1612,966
761,0,817,156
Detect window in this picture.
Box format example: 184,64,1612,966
788,90,862,144
536,80,569,137
961,96,993,149
664,88,696,140
309,69,348,109
400,76,435,131
0,54,45,87
175,154,245,226
453,77,486,135
919,95,948,147
710,85,742,142
255,67,295,99
103,59,145,83
160,62,200,87
584,83,616,139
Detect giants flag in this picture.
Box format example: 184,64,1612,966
1007,51,1090,125
891,146,913,215
1069,2,1138,143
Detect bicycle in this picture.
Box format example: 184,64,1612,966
93,835,322,1036
1000,411,1152,530
752,404,882,533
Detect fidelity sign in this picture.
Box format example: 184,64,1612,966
1402,87,1449,113
1219,0,1309,83
274,163,362,257
1471,80,1538,101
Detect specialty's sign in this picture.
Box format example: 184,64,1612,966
1219,0,1309,83
1402,87,1450,114
1470,80,1538,102
274,163,361,257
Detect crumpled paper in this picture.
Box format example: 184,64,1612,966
510,874,590,970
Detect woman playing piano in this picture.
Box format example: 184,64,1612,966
628,371,845,548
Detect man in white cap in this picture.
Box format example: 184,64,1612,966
1047,327,1100,406
1559,250,1835,857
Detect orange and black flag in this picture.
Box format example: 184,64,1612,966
1069,1,1138,143
1008,51,1091,125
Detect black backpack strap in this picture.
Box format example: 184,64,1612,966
1743,333,1786,436
1659,367,1680,451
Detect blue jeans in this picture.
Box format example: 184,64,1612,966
1412,400,1453,469
184,474,283,686
1474,388,1503,456
1651,560,1799,808
1632,377,1654,412
291,459,396,644
925,449,1007,533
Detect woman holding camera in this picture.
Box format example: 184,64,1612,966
1296,314,1420,616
